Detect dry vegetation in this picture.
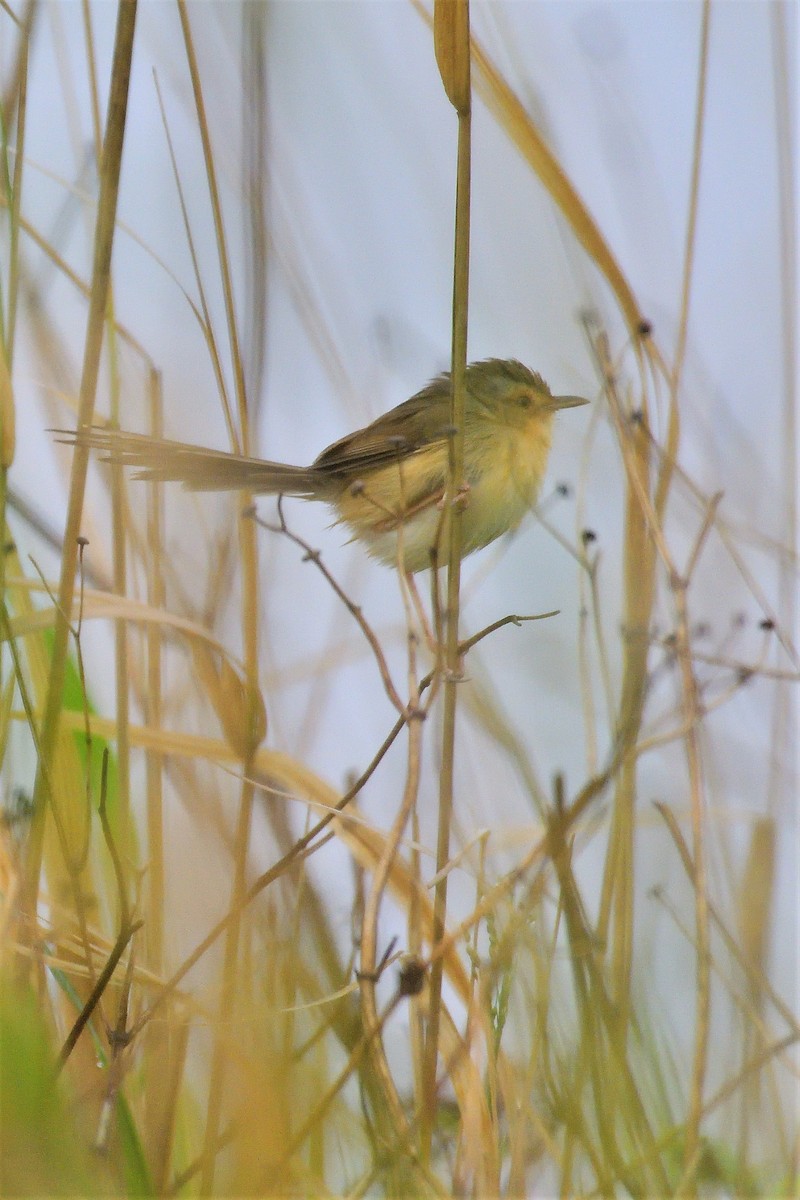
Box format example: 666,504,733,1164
0,1,797,1196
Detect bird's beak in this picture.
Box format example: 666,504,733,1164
546,394,590,412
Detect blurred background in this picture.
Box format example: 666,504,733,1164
3,1,797,1194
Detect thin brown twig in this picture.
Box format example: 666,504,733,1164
94,925,138,1154
654,802,799,1039
151,69,235,447
357,707,424,1148
358,546,426,1142
458,609,558,655
97,748,129,932
127,594,538,1043
252,500,407,715
258,979,444,1196
54,917,143,1077
127,706,418,1040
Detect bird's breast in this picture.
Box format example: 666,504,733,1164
330,413,554,572
459,414,554,551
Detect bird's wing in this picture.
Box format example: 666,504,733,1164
53,427,318,495
312,392,453,479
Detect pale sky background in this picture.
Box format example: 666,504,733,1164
8,0,799,1121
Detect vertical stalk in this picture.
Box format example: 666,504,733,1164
20,0,138,944
422,0,471,1161
176,5,263,1187
144,368,165,973
599,1,711,1047
670,6,713,1170
142,369,176,1190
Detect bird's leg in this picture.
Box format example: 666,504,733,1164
436,480,472,511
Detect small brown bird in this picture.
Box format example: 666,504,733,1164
61,359,587,572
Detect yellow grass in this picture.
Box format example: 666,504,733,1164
0,1,796,1196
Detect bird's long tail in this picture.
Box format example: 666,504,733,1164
54,426,322,497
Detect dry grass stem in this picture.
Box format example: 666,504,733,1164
1,4,794,1195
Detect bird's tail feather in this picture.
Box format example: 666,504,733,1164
54,427,321,496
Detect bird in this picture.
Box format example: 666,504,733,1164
60,358,587,573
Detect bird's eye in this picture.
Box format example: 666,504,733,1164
518,393,532,409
